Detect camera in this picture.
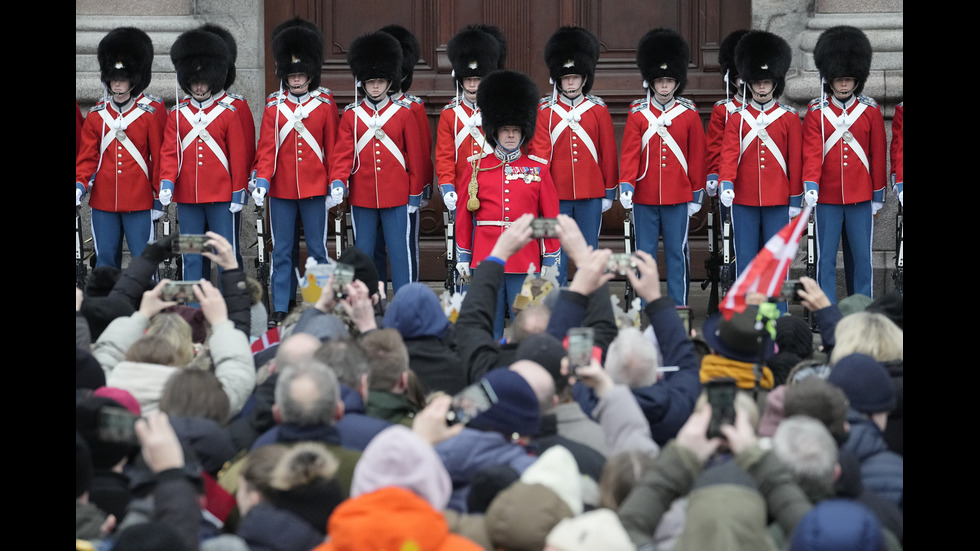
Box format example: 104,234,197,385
705,377,737,439
605,253,636,275
777,279,805,304
446,379,499,426
171,234,211,254
530,218,559,239
161,280,197,303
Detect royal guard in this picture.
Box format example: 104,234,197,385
705,29,749,200
435,25,507,214
455,70,561,339
76,27,166,268
718,30,802,285
530,26,618,285
803,26,886,302
251,17,338,324
329,31,427,295
891,102,903,206
373,24,433,284
619,28,706,305
159,27,250,281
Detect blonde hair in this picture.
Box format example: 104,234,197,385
829,312,903,364
144,313,195,366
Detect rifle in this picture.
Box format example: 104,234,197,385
719,206,735,298
803,209,817,327
623,208,637,306
158,207,181,280
76,206,91,289
893,202,903,294
701,198,722,315
252,204,271,312
443,210,457,292
334,201,345,260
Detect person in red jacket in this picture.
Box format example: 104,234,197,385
530,26,618,285
802,26,886,303
455,70,561,339
76,27,166,268
329,31,427,295
251,18,338,324
704,29,749,203
619,28,706,305
890,102,903,207
718,30,802,283
158,28,250,282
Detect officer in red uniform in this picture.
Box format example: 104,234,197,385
891,102,903,206
530,26,618,285
329,31,427,295
619,28,706,305
718,30,802,281
803,26,886,303
705,29,749,201
455,70,561,339
76,27,166,268
251,18,338,323
159,28,250,281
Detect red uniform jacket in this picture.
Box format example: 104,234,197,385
330,96,426,209
224,91,257,180
159,93,250,204
705,97,743,181
435,97,492,196
398,92,434,189
253,88,339,199
719,101,803,207
619,97,706,205
456,151,560,273
802,95,887,205
890,102,903,189
529,94,619,201
76,94,165,212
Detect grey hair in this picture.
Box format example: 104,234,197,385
772,415,838,499
605,327,660,387
274,359,340,426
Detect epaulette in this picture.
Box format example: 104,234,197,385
315,86,333,96
89,103,107,114
171,100,190,112
538,96,557,110
404,93,424,105
137,102,156,114
528,154,549,165
442,97,462,110
344,102,358,112
714,97,734,107
144,93,164,104
778,103,798,115
896,101,903,108
225,91,246,101
807,98,828,112
314,94,332,105
267,90,281,101
392,97,411,109
629,98,648,113
856,95,878,108
467,151,491,163
538,95,554,105
585,94,606,107
266,96,286,108
218,100,237,111
676,97,697,111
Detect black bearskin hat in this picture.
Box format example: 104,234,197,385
98,27,154,96
636,28,690,96
447,25,506,83
735,30,792,99
544,26,600,94
379,24,421,93
477,70,539,148
272,18,325,91
200,24,238,90
814,25,872,96
347,31,402,92
719,29,749,95
171,28,230,96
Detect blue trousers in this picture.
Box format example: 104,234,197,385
558,198,602,286
176,202,236,281
351,205,412,295
816,201,873,304
634,203,690,305
91,208,152,269
372,207,421,289
269,196,328,314
731,205,791,277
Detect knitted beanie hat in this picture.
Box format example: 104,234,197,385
827,354,896,414
468,368,542,437
789,499,885,551
351,425,453,510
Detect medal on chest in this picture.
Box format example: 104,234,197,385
504,164,541,183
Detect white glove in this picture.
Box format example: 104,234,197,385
76,188,83,206
872,202,883,215
229,202,243,214
325,195,340,209
456,262,470,278
331,186,345,204
251,187,267,207
540,264,559,282
151,209,165,221
804,190,818,207
898,191,903,206
247,172,258,194
407,205,419,214
444,191,458,212
706,179,719,197
620,191,633,210
720,189,734,208
602,198,613,213
159,188,173,206
687,202,702,217
788,206,801,218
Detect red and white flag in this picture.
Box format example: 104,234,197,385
720,206,811,320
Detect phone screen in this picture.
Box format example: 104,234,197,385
97,406,139,444
567,327,595,368
705,378,737,439
446,379,499,425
